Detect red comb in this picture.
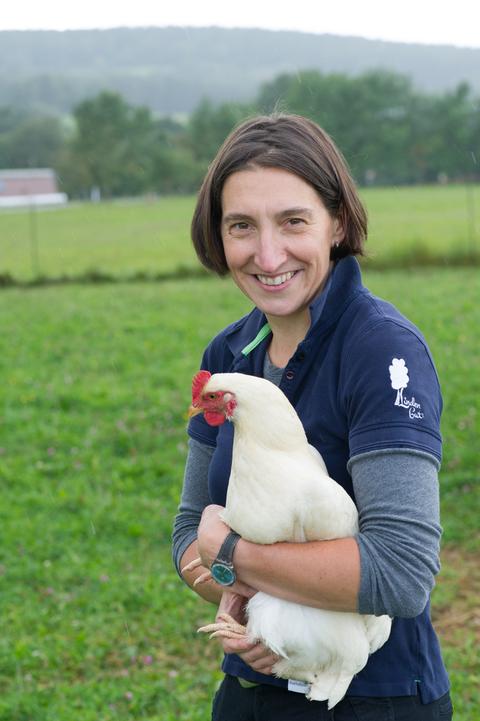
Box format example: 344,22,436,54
192,370,211,404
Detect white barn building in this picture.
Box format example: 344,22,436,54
0,169,68,208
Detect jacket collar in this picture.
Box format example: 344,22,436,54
225,256,365,362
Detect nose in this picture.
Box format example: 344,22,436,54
254,225,287,273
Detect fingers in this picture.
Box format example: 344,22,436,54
238,643,280,675
221,636,259,656
195,604,280,676
228,581,258,599
219,635,280,676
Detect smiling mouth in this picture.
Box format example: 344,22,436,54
256,271,296,286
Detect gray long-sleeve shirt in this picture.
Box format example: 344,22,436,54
172,360,442,619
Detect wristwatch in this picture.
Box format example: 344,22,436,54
210,531,241,586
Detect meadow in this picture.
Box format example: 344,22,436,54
1,184,479,282
0,188,479,719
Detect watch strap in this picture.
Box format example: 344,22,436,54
215,531,241,564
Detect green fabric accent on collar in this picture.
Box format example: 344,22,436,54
241,322,271,356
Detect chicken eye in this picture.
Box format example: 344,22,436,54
207,393,217,400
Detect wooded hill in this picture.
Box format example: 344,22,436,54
2,26,480,115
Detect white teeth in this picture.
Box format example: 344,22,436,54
256,271,295,286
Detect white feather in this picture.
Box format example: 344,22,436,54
206,372,391,709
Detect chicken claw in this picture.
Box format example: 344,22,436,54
181,556,203,574
217,612,248,633
181,557,213,585
193,570,213,586
198,612,248,640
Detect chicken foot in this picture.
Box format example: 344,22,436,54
181,556,213,586
181,556,202,573
198,612,248,640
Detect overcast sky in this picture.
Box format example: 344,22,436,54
1,0,479,49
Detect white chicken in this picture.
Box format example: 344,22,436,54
185,370,391,709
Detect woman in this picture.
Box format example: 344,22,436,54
172,114,452,720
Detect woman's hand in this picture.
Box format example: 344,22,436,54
228,635,280,676
196,504,256,598
197,504,231,568
216,591,280,676
196,509,279,674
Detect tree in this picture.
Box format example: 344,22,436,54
66,91,158,197
0,109,65,169
389,358,409,406
256,70,416,185
149,117,204,194
188,98,252,164
425,83,478,181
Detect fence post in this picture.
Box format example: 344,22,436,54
29,201,40,278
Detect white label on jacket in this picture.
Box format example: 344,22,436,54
288,679,311,694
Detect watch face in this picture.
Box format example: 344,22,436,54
211,562,236,586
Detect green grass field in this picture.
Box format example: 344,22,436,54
0,263,478,719
0,197,195,281
1,184,479,281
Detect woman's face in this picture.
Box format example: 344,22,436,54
221,166,344,324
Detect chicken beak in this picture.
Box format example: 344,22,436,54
187,404,203,419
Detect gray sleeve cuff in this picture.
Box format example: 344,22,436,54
350,448,442,618
171,438,214,577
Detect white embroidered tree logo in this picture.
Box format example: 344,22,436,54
389,358,409,406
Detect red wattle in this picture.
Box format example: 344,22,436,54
204,411,227,427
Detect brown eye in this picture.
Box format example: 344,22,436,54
207,393,216,400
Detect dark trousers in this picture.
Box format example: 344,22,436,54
211,675,453,721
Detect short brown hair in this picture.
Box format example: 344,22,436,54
191,113,367,275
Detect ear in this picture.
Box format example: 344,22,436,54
331,216,345,247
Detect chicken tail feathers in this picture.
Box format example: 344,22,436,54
307,670,353,709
